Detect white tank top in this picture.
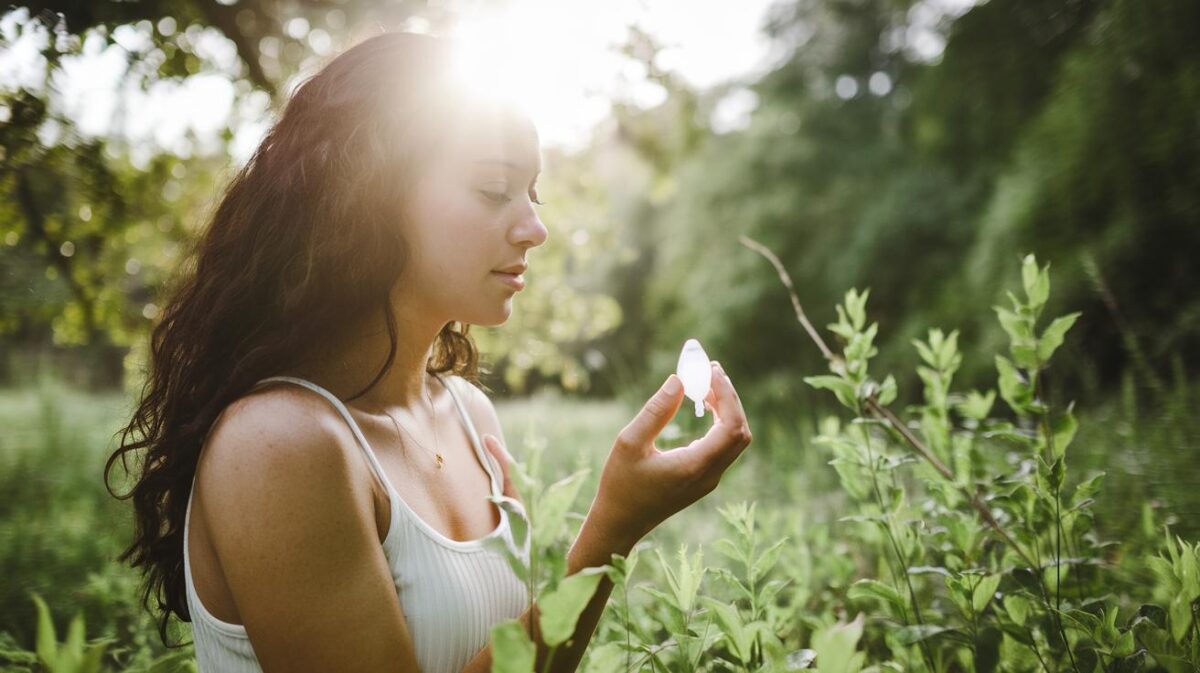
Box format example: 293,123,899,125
183,372,531,673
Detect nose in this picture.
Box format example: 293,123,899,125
509,203,549,249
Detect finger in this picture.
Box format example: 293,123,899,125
683,365,752,471
481,434,519,500
709,362,747,429
683,414,752,475
712,360,742,403
618,374,685,452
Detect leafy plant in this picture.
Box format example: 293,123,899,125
738,237,1199,672
19,593,112,673
485,439,611,671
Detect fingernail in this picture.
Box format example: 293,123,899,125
665,374,681,395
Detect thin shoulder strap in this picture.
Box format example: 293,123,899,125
250,376,398,498
433,372,503,500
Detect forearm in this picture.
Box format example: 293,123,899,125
461,503,639,673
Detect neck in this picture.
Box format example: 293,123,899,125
291,292,452,412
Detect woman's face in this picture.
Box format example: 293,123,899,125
399,103,548,327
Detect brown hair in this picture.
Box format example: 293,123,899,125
103,30,484,646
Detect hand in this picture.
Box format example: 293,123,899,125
591,361,753,549
481,434,521,503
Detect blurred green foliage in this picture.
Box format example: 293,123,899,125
1,0,1196,402
1,0,1198,669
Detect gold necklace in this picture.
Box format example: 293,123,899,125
381,377,444,470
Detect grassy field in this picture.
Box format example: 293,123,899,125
1,363,1197,671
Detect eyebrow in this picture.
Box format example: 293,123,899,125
475,159,541,175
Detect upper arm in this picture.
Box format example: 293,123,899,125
197,390,420,672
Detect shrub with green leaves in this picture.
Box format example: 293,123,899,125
485,252,1198,673
792,254,1198,672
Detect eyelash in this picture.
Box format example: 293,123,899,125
479,189,546,206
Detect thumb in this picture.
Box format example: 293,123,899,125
481,434,519,500
618,374,684,450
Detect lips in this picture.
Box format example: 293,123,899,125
491,270,526,291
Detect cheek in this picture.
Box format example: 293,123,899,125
407,182,493,273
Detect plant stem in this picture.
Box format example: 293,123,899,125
690,615,714,672
623,580,633,673
857,407,938,672
1035,360,1080,673
541,645,558,673
1029,630,1054,673
740,234,1038,571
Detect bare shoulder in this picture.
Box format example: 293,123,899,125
198,383,369,512
194,383,417,670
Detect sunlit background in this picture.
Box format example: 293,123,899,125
2,0,1198,669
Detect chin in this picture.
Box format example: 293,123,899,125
470,301,514,328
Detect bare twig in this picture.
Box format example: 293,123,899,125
737,235,836,363
738,234,1039,570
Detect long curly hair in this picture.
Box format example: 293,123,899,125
103,30,486,646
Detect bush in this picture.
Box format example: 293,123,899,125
488,252,1200,672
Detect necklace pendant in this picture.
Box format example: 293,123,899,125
435,453,444,469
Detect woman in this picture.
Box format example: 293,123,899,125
105,30,752,673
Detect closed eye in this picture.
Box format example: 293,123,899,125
478,189,512,204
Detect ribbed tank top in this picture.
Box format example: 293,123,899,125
183,372,531,673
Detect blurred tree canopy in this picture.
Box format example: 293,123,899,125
631,0,1199,420
0,1,624,392
1,0,1196,406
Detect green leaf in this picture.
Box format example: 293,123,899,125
1021,254,1039,299
811,613,866,673
1061,609,1103,637
580,642,625,673
846,288,869,331
490,620,536,673
892,624,965,646
913,338,937,368
847,579,905,615
1038,312,1081,361
538,570,605,648
752,538,788,583
995,355,1032,413
994,306,1031,342
877,374,897,406
1168,591,1193,644
533,470,588,548
700,596,754,661
64,613,85,665
1021,255,1049,310
788,649,817,669
1073,473,1105,506
1111,628,1136,658
32,593,58,669
1003,595,1031,626
972,574,1002,613
804,375,858,409
1050,408,1078,459
81,639,111,673
656,545,706,615
956,389,996,421
491,495,530,555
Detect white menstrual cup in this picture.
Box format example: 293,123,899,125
676,338,712,417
